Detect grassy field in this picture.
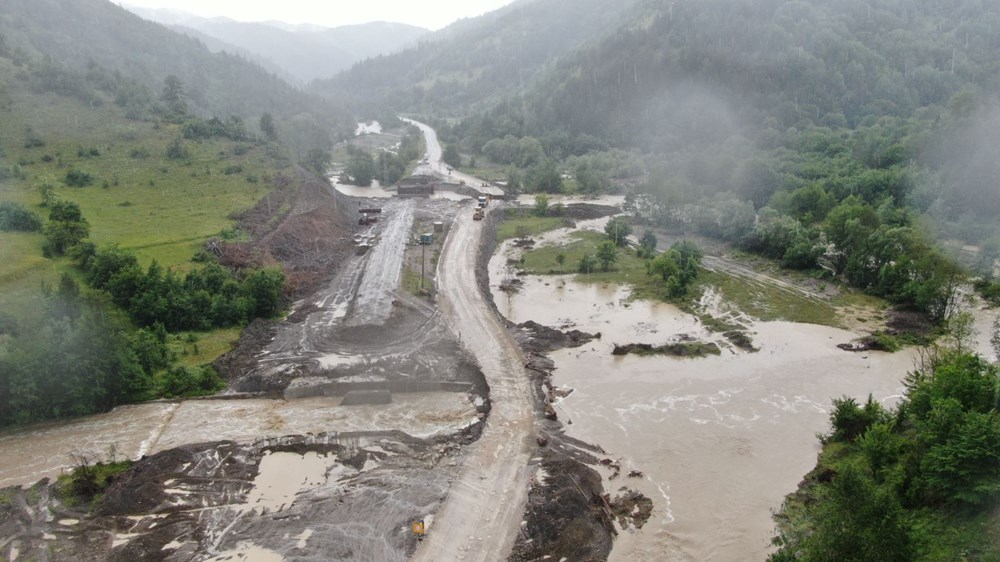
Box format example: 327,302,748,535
168,328,244,369
496,212,569,242
0,76,285,366
1,90,273,270
505,213,883,328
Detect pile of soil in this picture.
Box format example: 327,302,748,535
515,320,600,355
217,167,359,299
510,453,615,562
612,340,722,357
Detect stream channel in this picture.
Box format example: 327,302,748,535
490,216,931,562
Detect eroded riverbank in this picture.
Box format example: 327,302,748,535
489,224,919,561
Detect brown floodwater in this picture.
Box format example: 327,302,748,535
491,246,919,561
0,393,476,489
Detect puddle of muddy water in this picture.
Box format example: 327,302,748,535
244,451,337,514
491,250,918,561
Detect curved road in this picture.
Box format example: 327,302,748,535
402,118,504,197
410,151,535,559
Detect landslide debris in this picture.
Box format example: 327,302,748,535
511,454,614,562
2,433,464,562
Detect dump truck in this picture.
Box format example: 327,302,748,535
473,207,484,221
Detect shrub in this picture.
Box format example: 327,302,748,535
0,201,42,232
829,394,889,442
65,168,94,187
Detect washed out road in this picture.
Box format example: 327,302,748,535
409,120,535,561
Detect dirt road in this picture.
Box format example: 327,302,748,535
403,118,504,196
410,202,536,560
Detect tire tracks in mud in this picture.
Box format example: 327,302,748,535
410,204,535,561
700,255,827,303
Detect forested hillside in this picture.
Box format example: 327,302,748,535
314,0,641,113
0,1,349,426
0,0,353,152
395,0,999,321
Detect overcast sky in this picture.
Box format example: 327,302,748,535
120,0,517,30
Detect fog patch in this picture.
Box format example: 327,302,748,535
918,103,1000,244
641,82,744,153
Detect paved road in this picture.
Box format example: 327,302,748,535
409,148,535,560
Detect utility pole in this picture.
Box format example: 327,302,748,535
420,240,426,291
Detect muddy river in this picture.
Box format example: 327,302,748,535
0,392,476,489
490,234,922,561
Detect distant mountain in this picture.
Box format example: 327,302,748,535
313,0,642,114
0,0,349,129
126,6,429,84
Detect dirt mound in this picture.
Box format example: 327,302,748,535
218,167,358,298
511,453,614,562
514,320,600,354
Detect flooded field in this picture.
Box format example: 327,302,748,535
491,248,917,561
0,392,476,489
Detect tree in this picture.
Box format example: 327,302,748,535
575,162,608,194
556,252,566,272
306,148,333,178
259,112,278,142
991,317,1000,363
945,311,977,354
44,201,90,256
605,216,632,247
596,240,618,271
794,464,914,562
345,150,375,185
161,75,187,117
527,159,563,194
0,202,42,232
920,411,1000,506
36,177,55,207
534,193,549,217
376,151,406,185
165,138,188,160
647,240,702,298
638,230,657,258
442,143,462,169
243,268,285,318
828,395,889,442
578,253,596,274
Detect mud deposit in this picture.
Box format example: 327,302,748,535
490,230,920,561
1,433,471,561
1,159,498,561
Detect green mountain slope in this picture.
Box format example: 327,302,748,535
0,0,349,131
314,0,642,113
0,2,352,426
512,0,1000,151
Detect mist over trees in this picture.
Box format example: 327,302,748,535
0,0,352,161
365,0,1000,318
